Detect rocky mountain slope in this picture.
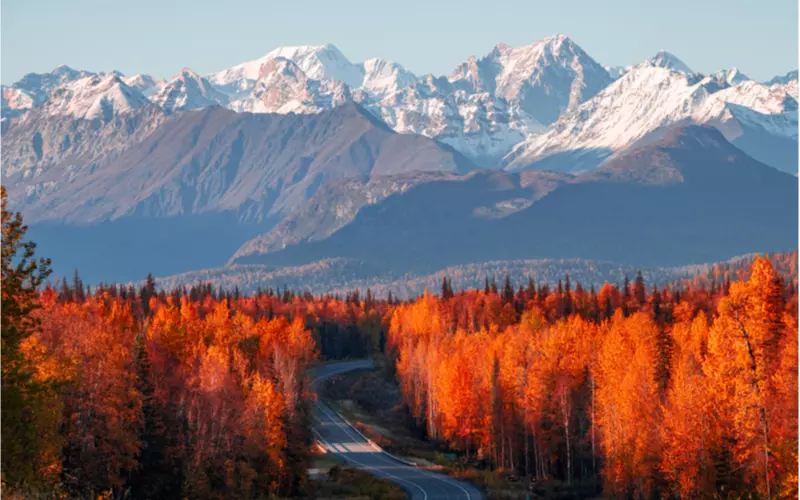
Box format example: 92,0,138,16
6,104,475,282
2,104,166,181
231,169,570,262
151,68,229,113
448,34,614,126
6,103,473,224
2,65,95,118
123,74,165,97
502,64,798,173
40,73,153,121
232,126,797,275
227,58,352,114
767,70,799,100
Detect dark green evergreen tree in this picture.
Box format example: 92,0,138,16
129,334,177,499
526,276,536,299
60,276,72,302
651,286,662,320
441,277,455,300
1,186,59,490
72,268,85,302
622,275,631,316
502,275,514,304
633,270,646,306
141,272,156,316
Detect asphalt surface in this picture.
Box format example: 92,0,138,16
312,359,483,500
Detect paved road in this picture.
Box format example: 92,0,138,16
312,360,483,500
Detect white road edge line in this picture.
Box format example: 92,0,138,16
313,426,428,500
326,404,418,466
317,403,463,500
314,364,475,499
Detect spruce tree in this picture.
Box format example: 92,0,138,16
1,186,60,490
502,275,514,304
622,275,631,316
651,286,661,320
72,268,84,302
634,270,646,306
605,293,614,320
526,276,536,299
129,334,176,498
141,272,156,316
60,276,72,302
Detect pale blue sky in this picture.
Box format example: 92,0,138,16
2,0,797,84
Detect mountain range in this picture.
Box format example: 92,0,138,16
4,36,796,170
1,35,796,290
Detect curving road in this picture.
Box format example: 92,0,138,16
312,360,483,500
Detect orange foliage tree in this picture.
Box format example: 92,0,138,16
387,255,798,498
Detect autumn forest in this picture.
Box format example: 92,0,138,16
2,186,798,499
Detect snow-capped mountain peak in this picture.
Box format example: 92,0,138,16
256,57,306,83
179,67,201,79
649,50,693,74
486,34,593,92
701,79,797,116
765,70,798,99
360,57,417,98
124,73,155,87
123,74,165,97
210,43,420,107
503,64,702,164
11,65,96,106
262,43,363,88
211,43,364,98
607,50,693,81
714,67,750,85
52,64,78,75
766,70,798,86
448,34,613,126
226,57,352,115
42,73,151,121
151,67,228,114
1,85,36,119
501,62,797,174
